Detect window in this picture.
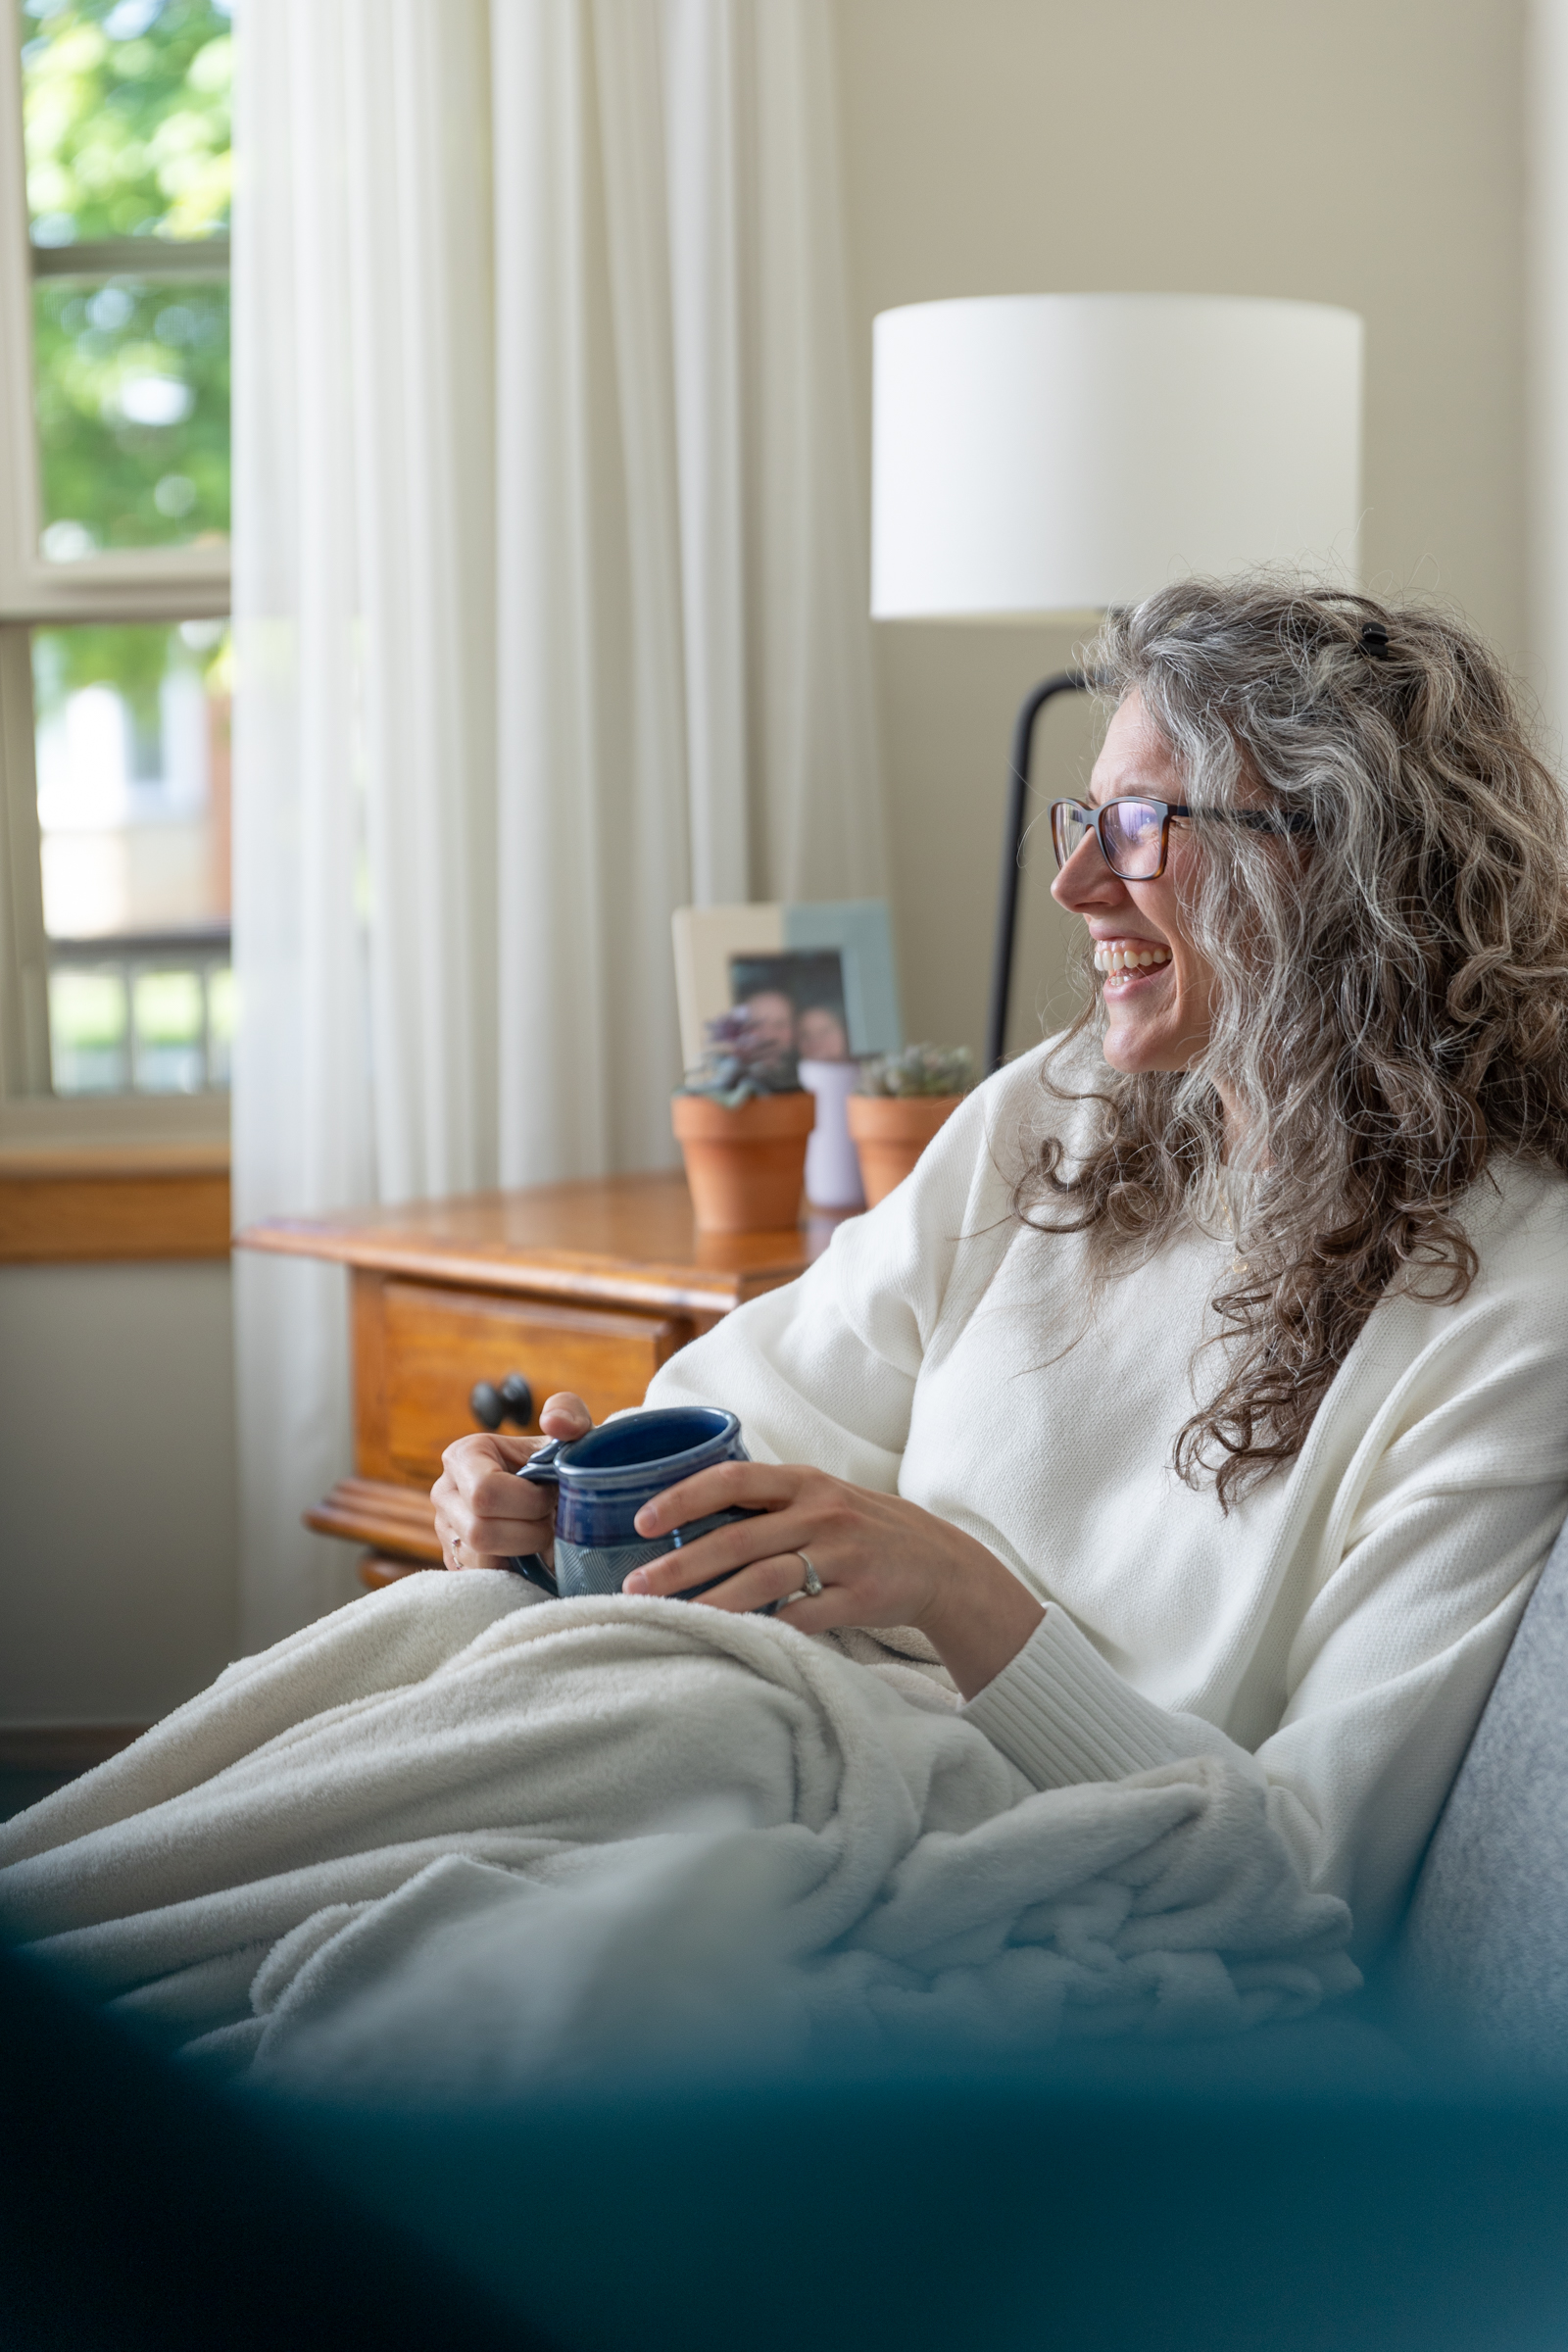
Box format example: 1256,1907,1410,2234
0,0,230,1145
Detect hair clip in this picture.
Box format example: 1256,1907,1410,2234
1360,622,1392,661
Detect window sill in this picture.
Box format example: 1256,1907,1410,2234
0,1137,230,1262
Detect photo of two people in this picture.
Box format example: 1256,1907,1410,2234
729,950,852,1063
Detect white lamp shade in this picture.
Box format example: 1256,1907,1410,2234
871,294,1364,621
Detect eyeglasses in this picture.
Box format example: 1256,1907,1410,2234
1049,797,1313,881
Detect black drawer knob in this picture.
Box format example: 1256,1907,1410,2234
469,1372,535,1432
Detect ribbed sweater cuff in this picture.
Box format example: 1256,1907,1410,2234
959,1604,1186,1790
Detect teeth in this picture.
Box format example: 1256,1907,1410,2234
1093,942,1172,977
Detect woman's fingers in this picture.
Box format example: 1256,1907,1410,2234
686,1551,831,1618
621,1506,824,1598
435,1491,551,1570
440,1461,553,1541
433,1429,560,1570
445,1431,539,1479
467,1471,554,1544
538,1392,593,1439
633,1457,806,1539
439,1431,535,1493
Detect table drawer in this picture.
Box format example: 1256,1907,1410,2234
358,1275,689,1487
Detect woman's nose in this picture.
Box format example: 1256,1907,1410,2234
1051,835,1127,913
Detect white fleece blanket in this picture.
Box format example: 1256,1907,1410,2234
0,1576,1358,2094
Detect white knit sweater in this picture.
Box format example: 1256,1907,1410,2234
648,1041,1568,1952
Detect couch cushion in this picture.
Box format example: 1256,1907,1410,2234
1398,1516,1568,2060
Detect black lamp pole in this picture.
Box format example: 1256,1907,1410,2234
983,668,1091,1074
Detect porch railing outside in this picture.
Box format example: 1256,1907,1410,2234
48,924,232,1096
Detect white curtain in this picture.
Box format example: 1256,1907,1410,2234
232,0,886,1645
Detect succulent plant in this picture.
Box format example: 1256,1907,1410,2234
857,1042,976,1100
679,1010,804,1108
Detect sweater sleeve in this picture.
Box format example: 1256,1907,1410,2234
960,1604,1241,1787
647,1073,1020,1486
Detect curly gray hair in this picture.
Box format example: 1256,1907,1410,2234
1022,577,1568,1505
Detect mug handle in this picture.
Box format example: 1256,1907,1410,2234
507,1438,564,1595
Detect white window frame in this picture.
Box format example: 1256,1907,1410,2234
0,22,229,1151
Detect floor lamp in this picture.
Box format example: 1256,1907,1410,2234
869,294,1365,1070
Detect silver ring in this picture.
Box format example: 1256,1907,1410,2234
796,1552,822,1598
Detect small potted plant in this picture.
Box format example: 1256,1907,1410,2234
672,1011,817,1233
847,1043,976,1206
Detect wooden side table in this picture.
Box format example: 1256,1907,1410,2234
238,1171,839,1585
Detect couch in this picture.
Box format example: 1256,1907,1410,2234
1398,1505,1568,2058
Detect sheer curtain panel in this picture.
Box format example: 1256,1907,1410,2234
232,0,886,1643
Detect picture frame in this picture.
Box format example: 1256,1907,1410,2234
671,901,903,1071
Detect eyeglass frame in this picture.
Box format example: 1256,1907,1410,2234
1049,796,1314,882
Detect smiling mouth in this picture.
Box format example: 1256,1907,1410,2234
1094,940,1172,989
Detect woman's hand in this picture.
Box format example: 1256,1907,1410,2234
621,1460,1045,1701
432,1391,592,1572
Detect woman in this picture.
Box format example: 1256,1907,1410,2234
438,581,1568,1955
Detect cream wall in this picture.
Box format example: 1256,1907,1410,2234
0,1264,238,1726
834,0,1528,1059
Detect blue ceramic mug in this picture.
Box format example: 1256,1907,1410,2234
508,1404,760,1600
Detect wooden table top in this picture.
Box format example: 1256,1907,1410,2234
237,1168,853,1319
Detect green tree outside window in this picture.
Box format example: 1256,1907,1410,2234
20,0,232,556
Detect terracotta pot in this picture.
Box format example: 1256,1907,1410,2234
846,1093,963,1207
671,1089,816,1234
